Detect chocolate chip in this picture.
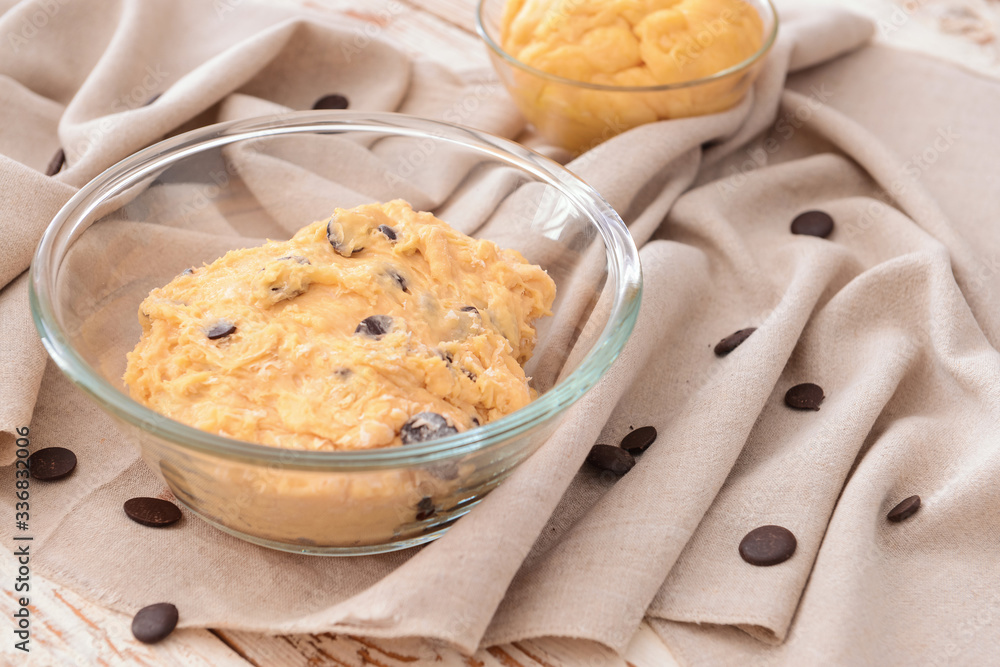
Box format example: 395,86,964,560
791,210,834,238
206,320,236,340
326,220,363,257
277,255,310,265
784,383,825,410
739,525,797,566
416,496,436,521
28,447,77,481
471,417,480,426
45,148,65,176
181,267,195,276
887,495,921,523
334,367,352,378
388,270,408,292
378,224,397,241
585,444,635,475
400,412,458,444
429,461,460,481
437,350,454,364
143,93,162,107
312,93,349,110
621,426,657,455
131,603,178,644
123,497,182,527
463,370,477,382
355,315,393,339
714,328,756,357
460,306,478,314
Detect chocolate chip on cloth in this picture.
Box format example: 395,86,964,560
28,447,77,481
714,327,756,356
124,497,183,527
887,495,921,523
131,603,179,644
790,210,835,238
739,525,797,566
312,93,349,110
400,412,458,444
785,383,825,410
621,426,657,455
586,444,635,475
45,147,65,176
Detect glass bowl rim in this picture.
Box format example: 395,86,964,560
30,111,642,470
475,0,779,94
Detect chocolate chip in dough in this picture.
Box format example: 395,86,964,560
714,328,756,357
277,255,310,265
585,444,635,475
739,525,797,566
28,447,77,481
131,603,178,644
400,412,458,444
388,270,408,292
326,219,363,257
355,315,393,339
463,370,477,382
460,306,479,314
312,93,349,110
45,148,65,176
206,320,236,340
621,426,657,455
784,383,825,410
416,496,436,521
123,497,182,527
887,495,921,523
791,210,834,238
378,224,397,241
180,267,195,276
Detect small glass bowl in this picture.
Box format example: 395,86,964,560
477,0,778,154
30,112,642,555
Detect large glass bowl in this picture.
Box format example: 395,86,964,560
477,0,778,154
30,113,642,555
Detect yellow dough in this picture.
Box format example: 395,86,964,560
124,200,556,451
499,0,764,152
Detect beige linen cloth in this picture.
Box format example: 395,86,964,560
2,0,1000,663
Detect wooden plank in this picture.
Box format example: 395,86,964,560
0,553,248,666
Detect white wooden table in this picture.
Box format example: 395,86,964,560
8,0,994,663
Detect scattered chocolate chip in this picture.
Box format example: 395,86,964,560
460,306,478,314
206,320,237,340
739,525,797,566
131,603,178,644
123,497,182,527
416,496,436,521
388,270,408,292
464,370,477,382
437,350,454,364
585,444,635,475
887,495,921,523
45,148,65,176
401,412,458,444
180,268,195,276
378,224,397,241
28,447,77,481
312,93,349,110
334,367,352,378
355,315,393,339
791,210,834,238
277,255,310,264
714,328,756,357
471,417,480,426
143,93,162,107
784,383,825,410
621,426,657,455
326,220,363,257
